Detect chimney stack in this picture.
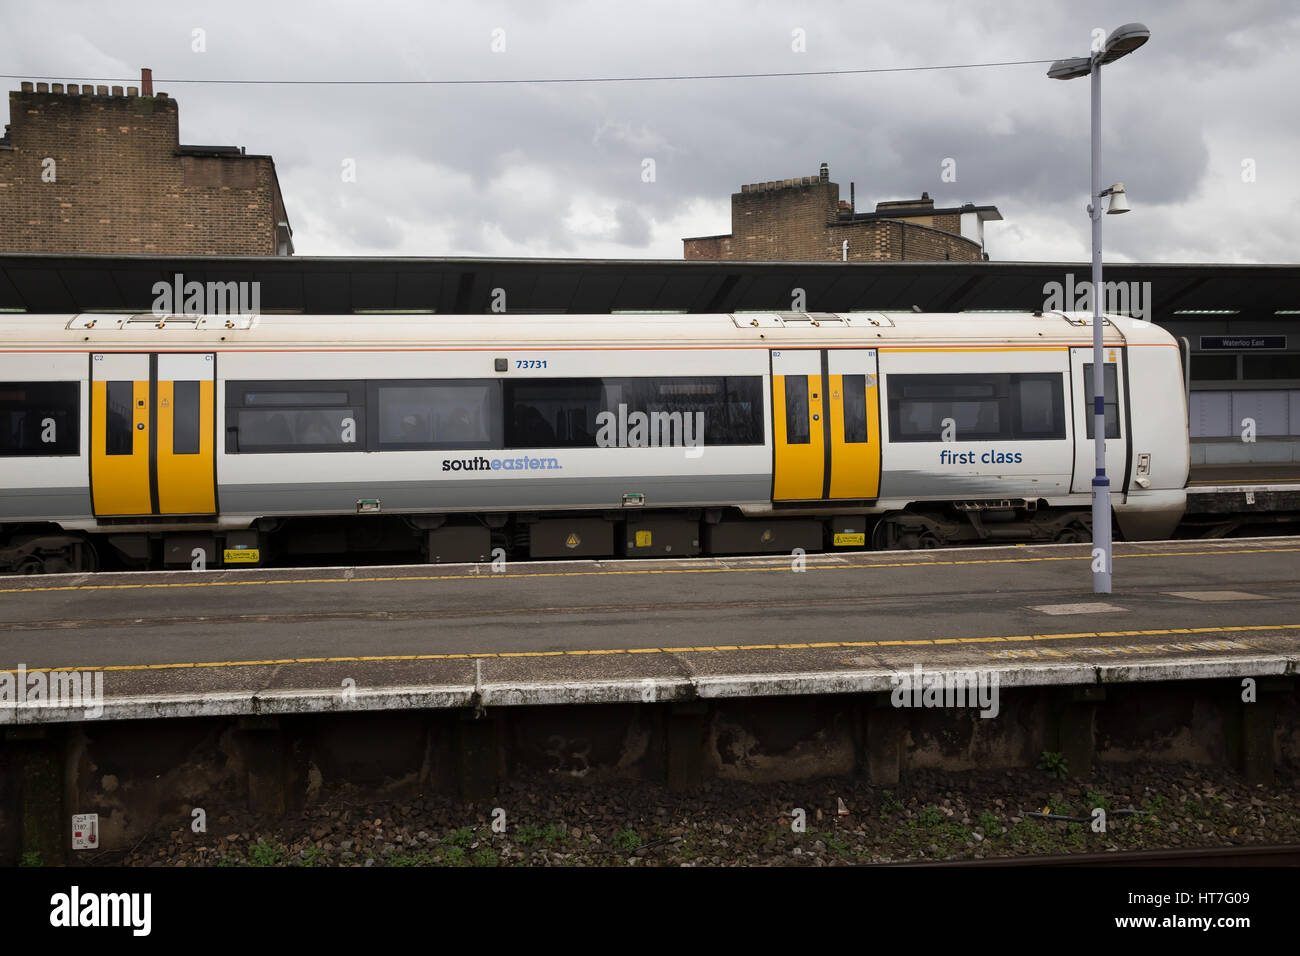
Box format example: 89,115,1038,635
141,67,153,96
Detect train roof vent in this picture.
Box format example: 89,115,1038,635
1051,310,1112,327
776,312,850,327
66,313,258,330
730,312,858,328
731,313,785,328
121,313,202,329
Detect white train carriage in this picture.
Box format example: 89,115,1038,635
0,310,1188,570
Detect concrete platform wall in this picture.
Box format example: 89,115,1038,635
3,677,1296,864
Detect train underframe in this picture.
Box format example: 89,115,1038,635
0,497,1158,573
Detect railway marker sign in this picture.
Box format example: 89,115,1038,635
71,813,98,850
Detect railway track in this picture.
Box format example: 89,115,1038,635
903,844,1300,866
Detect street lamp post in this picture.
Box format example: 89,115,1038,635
1048,22,1150,595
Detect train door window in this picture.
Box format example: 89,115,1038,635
1082,364,1121,439
172,380,201,455
0,381,80,456
841,374,868,443
785,375,811,444
106,381,135,455
372,380,502,450
505,379,602,448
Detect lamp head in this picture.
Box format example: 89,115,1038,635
1098,23,1151,64
1102,183,1130,214
1048,56,1092,80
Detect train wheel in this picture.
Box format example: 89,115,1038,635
1054,526,1088,544
917,532,942,549
15,557,43,574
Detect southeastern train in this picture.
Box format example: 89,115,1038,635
0,310,1189,573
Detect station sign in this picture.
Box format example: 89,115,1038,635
1199,335,1287,350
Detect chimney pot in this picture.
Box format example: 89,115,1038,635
96,85,108,95
36,82,49,93
157,91,168,99
127,86,138,96
111,85,123,96
141,68,153,96
67,84,79,94
51,83,63,93
20,82,33,92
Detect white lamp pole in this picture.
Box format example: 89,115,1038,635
1049,22,1150,594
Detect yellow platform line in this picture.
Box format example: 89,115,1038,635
4,624,1296,678
2,546,1297,597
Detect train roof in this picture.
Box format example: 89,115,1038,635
0,311,1173,350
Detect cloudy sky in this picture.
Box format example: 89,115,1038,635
4,0,1298,263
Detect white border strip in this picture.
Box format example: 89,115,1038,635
2,654,1293,725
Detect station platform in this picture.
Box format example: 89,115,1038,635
2,536,1297,723
1186,463,1300,528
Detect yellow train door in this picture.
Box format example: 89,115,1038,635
826,349,881,499
772,348,880,503
156,353,216,514
91,352,216,517
772,349,825,500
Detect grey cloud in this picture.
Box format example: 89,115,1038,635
1,0,1296,261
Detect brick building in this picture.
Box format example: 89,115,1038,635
0,72,292,255
683,163,1001,262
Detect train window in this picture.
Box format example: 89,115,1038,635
784,376,811,444
371,380,502,450
505,379,603,448
0,381,80,457
106,381,135,455
172,381,201,455
1082,364,1121,439
226,381,365,453
1014,374,1067,439
889,375,1006,442
600,377,764,446
841,374,869,443
234,408,362,451
504,377,765,449
243,390,350,406
888,373,1066,442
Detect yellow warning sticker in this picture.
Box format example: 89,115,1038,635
834,533,866,547
564,534,580,549
223,549,260,564
635,530,653,547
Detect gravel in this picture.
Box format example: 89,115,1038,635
100,761,1298,867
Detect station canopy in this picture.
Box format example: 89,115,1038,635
0,253,1297,321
